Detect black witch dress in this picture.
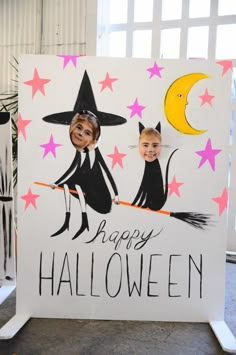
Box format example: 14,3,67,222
55,147,118,214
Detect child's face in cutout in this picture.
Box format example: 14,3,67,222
70,120,96,152
139,134,161,162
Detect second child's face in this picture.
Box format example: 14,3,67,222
70,120,95,151
139,135,161,162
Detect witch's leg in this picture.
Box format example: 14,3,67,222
51,184,71,237
72,185,89,240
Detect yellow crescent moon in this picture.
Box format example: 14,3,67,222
164,73,209,135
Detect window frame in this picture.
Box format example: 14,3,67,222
92,0,236,60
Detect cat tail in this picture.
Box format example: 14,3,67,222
164,148,179,202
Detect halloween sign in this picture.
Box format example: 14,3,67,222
4,56,233,338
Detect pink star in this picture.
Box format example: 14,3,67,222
168,176,184,197
216,60,233,76
196,138,221,171
40,134,62,158
21,187,40,210
199,88,215,106
18,113,31,141
24,68,51,98
147,61,164,79
57,55,82,69
127,98,146,118
212,188,228,216
99,72,118,92
107,146,126,169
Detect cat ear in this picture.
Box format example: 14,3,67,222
139,122,145,134
155,122,161,134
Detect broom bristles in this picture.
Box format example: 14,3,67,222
170,211,212,230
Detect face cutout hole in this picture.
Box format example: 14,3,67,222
139,128,162,162
69,111,101,152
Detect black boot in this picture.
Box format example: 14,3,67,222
51,212,71,237
72,212,89,240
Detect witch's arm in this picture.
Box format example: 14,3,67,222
96,148,119,202
53,151,81,185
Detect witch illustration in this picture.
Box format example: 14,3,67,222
132,122,177,210
43,71,126,240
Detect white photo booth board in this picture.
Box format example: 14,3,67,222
0,112,15,302
2,55,235,349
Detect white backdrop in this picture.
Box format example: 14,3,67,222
17,56,231,322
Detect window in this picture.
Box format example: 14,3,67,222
160,28,180,59
110,0,128,23
109,32,127,57
187,26,209,59
218,0,236,16
133,30,152,58
216,24,236,59
134,0,153,22
189,0,211,18
161,0,182,20
96,0,236,60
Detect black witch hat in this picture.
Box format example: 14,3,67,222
43,70,127,126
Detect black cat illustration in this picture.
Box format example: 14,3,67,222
132,122,177,211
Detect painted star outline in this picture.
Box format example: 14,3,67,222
57,55,82,69
21,187,40,210
199,88,215,107
23,68,51,98
196,138,221,171
127,98,146,118
18,113,32,141
212,187,228,216
147,61,164,79
168,176,184,197
40,134,62,158
99,72,118,92
107,146,126,169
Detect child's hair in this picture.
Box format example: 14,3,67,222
139,127,162,142
70,110,101,141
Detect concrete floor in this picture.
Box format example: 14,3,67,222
0,262,235,355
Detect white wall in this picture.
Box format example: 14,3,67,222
0,0,97,94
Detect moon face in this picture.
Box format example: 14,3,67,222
164,73,209,135
0,112,10,125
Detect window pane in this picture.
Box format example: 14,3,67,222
218,0,236,15
216,24,236,59
160,28,180,58
162,0,182,20
110,0,128,24
109,32,127,57
187,26,209,59
134,0,153,22
189,0,210,18
133,30,152,58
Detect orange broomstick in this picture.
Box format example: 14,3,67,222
33,181,211,230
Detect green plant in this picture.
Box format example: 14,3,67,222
0,57,18,187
